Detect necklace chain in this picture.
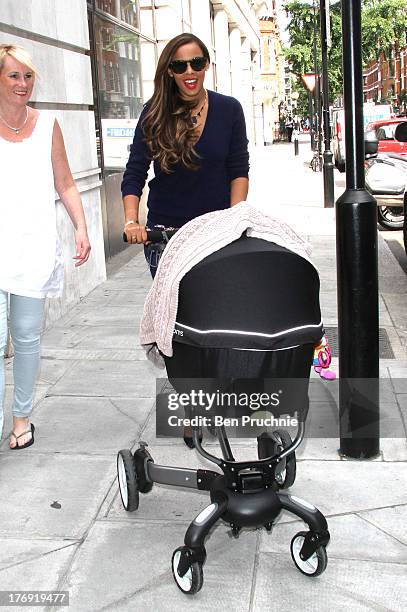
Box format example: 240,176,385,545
191,90,207,125
0,107,29,134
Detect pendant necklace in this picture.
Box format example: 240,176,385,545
191,91,207,125
0,107,29,134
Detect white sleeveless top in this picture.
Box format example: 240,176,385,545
0,111,64,298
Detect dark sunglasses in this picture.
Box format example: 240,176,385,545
169,56,207,74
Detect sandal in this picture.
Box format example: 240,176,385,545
10,423,35,450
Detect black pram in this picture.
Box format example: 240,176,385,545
117,232,330,595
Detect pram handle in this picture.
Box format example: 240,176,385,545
122,229,178,243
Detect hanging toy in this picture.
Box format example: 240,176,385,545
313,335,337,380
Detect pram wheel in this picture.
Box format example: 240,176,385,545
257,430,296,489
117,449,139,512
172,547,204,595
133,446,154,493
290,531,328,577
272,429,296,489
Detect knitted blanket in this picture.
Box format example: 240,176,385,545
140,201,313,366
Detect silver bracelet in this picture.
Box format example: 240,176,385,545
124,220,139,227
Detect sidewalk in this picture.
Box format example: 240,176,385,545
0,138,406,612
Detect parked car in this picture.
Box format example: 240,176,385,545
364,117,407,157
332,104,393,172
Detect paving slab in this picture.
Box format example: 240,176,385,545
288,461,407,517
0,537,78,572
57,305,142,328
49,360,157,398
252,554,407,612
43,325,141,351
382,294,407,331
40,324,88,349
380,437,407,461
5,358,76,387
0,455,114,538
40,348,147,361
23,396,153,455
0,542,78,608
357,504,407,546
64,520,257,612
81,289,150,306
259,513,407,563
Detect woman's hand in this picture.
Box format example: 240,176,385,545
124,221,148,244
74,227,91,266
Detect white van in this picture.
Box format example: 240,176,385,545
332,104,393,172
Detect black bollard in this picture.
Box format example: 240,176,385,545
337,0,379,458
294,132,299,156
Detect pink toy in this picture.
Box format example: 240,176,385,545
313,336,337,380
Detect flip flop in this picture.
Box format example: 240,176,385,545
10,423,35,450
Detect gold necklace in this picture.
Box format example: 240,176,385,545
0,107,29,134
191,91,207,125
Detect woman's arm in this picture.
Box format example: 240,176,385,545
121,110,151,243
51,120,91,266
227,100,250,205
123,194,147,243
230,177,249,206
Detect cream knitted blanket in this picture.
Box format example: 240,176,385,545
140,202,313,365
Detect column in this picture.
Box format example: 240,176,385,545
229,27,242,101
240,37,255,145
213,8,231,95
190,0,215,89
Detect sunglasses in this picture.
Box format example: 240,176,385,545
169,56,207,74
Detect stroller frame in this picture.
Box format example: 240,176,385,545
118,229,330,594
117,417,330,595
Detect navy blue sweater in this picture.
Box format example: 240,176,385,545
121,90,249,227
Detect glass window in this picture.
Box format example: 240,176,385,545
94,14,144,174
376,123,399,141
96,0,139,29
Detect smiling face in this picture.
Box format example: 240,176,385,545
168,42,209,102
0,55,35,108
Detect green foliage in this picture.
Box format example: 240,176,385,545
283,0,407,103
362,0,407,62
283,1,343,102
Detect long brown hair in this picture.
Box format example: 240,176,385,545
142,33,210,173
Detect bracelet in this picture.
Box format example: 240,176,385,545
124,220,138,227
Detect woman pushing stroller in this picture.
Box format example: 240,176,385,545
121,32,250,278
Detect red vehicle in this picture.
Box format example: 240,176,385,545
364,117,407,157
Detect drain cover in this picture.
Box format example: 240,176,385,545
324,326,394,359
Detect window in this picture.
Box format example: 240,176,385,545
93,14,143,173
376,124,400,141
96,0,140,29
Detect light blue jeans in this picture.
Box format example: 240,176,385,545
0,290,46,437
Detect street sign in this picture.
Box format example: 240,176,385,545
301,73,318,92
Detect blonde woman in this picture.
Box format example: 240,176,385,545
0,44,91,449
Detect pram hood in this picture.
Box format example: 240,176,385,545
140,202,320,364
174,235,322,350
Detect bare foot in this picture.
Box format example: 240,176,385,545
10,417,33,449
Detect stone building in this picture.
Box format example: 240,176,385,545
0,0,283,323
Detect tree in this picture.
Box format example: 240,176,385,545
283,0,407,104
283,1,343,104
362,0,407,63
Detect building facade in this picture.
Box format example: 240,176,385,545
0,0,282,322
363,46,407,113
